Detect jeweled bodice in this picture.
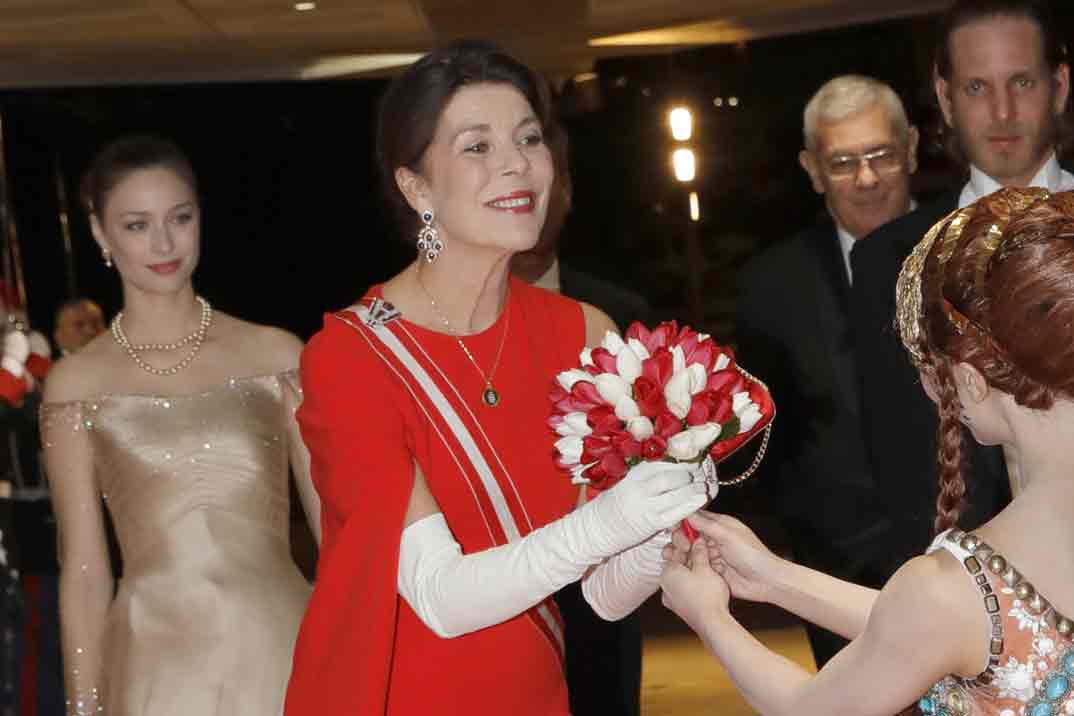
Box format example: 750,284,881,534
919,530,1074,716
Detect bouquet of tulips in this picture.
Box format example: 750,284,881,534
549,321,774,535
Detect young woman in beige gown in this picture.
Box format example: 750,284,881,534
39,136,319,716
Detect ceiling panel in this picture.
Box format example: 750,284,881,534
0,0,944,87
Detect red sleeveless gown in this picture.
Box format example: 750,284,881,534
284,277,583,715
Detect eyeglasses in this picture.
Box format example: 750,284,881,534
825,147,904,179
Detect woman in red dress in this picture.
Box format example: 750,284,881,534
283,41,710,715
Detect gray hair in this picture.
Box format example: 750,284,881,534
803,74,911,152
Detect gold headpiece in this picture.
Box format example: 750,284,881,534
894,187,1053,366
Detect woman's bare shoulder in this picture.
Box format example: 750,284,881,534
42,333,122,403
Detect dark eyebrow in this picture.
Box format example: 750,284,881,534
452,123,491,142
452,116,541,143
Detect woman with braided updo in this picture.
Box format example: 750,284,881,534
659,187,1074,716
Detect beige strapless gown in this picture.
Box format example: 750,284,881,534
46,373,311,715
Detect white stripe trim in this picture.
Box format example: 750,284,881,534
354,306,519,540
348,306,564,654
334,313,497,545
397,319,537,533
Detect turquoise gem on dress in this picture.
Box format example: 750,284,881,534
1045,674,1070,701
1029,700,1055,716
1062,649,1074,675
918,697,935,714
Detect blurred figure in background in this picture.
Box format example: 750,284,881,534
52,300,104,357
735,74,919,666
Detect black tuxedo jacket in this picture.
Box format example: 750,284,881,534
850,191,1010,562
736,221,898,580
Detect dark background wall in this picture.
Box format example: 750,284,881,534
5,9,1073,343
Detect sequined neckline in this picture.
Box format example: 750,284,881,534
40,370,296,408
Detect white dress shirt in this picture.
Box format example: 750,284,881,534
959,153,1074,209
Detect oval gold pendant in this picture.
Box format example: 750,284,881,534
482,387,500,407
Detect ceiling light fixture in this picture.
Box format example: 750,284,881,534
294,2,316,11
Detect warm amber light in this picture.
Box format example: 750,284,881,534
689,191,700,222
672,148,696,182
294,2,316,11
669,107,693,141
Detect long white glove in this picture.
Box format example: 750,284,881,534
582,531,670,621
2,331,29,378
398,460,707,638
583,459,718,621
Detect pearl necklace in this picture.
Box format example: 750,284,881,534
110,296,213,376
416,276,509,407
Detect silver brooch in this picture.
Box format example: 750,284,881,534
366,298,401,327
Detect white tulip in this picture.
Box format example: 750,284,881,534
671,345,687,374
687,423,721,453
555,412,592,437
667,432,697,460
715,353,730,371
601,331,626,356
595,373,631,406
616,345,643,383
626,416,654,441
556,369,593,391
732,391,763,433
555,436,584,465
627,338,651,361
664,369,694,419
737,404,764,434
687,364,708,395
570,463,594,485
579,347,595,367
614,395,641,421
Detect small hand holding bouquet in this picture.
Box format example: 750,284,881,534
549,321,775,539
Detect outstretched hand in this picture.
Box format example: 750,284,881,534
660,538,731,635
664,511,782,604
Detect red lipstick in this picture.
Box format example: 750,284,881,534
485,190,536,214
148,260,181,275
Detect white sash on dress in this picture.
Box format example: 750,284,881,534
335,301,566,657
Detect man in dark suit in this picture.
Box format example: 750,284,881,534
850,0,1071,569
736,75,920,667
513,126,652,716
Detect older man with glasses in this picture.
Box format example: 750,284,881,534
734,74,918,668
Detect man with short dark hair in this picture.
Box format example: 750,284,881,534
851,0,1070,561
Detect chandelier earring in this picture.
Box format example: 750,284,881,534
416,210,444,263
102,249,113,268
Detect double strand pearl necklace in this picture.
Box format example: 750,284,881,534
416,275,509,407
110,296,213,376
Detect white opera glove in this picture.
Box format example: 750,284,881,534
398,460,707,638
3,331,28,362
28,331,50,359
582,530,670,621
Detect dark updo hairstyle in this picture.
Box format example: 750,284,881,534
933,0,1071,162
80,135,197,218
375,39,551,239
917,188,1074,532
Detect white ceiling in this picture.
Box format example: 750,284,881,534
0,0,949,88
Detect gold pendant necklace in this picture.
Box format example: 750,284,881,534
417,275,509,407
